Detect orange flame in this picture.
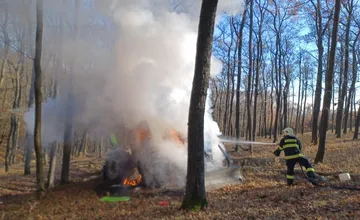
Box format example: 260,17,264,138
123,174,142,186
168,129,184,144
133,129,151,142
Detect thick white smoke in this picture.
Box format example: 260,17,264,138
24,0,243,185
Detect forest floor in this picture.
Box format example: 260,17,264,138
1,131,360,219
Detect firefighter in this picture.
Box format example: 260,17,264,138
273,127,318,186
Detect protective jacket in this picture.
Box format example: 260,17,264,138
273,135,303,160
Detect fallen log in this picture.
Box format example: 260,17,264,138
232,157,285,167
205,166,244,190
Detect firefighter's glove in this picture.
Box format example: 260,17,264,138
273,149,281,157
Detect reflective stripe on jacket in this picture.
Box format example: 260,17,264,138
276,135,303,160
110,133,119,146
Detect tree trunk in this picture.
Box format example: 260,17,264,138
332,75,335,133
343,29,359,134
61,0,81,185
283,63,290,129
311,0,325,145
234,8,247,151
335,43,344,137
350,93,354,131
301,71,308,135
262,71,267,138
246,0,253,143
77,130,88,156
0,5,9,90
98,135,103,158
181,0,218,210
252,7,263,141
290,79,295,128
295,53,302,133
315,0,341,163
5,124,13,172
339,6,351,135
47,142,57,188
353,101,360,139
33,0,45,193
24,133,33,175
269,60,274,139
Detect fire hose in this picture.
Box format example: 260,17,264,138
299,164,360,191
219,137,360,191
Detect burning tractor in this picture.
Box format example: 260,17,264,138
102,121,243,190
102,121,189,188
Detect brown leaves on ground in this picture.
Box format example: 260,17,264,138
1,132,360,219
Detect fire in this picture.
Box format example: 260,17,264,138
168,129,185,144
123,174,142,186
132,127,184,145
133,129,151,142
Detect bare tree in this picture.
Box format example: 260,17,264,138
309,0,334,144
315,0,341,164
181,0,218,211
61,0,81,184
33,0,45,193
246,0,253,142
234,4,247,151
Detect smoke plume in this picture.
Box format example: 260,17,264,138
23,0,243,185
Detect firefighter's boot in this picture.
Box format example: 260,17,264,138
307,171,318,185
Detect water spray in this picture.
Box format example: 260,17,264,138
219,137,278,146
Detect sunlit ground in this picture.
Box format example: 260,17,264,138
1,131,360,219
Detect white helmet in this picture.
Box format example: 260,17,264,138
283,127,294,136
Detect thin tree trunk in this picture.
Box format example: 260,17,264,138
252,8,263,141
47,142,57,188
350,91,355,131
0,5,9,90
332,76,335,133
262,71,267,138
246,0,253,143
295,54,302,133
343,29,359,134
315,0,341,163
354,102,360,139
24,133,33,175
301,74,308,135
61,0,81,184
33,0,45,193
311,0,325,145
335,43,344,137
234,8,247,151
269,60,274,139
290,79,295,128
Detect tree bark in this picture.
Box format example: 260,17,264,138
181,0,218,211
227,18,236,136
301,67,308,135
24,134,33,175
310,0,329,144
252,2,263,141
335,42,344,137
353,101,360,139
246,0,253,145
61,0,81,185
234,8,247,151
295,53,302,133
343,24,359,134
339,3,352,135
315,0,341,164
47,142,58,188
33,0,45,193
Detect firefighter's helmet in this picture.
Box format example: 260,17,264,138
283,127,294,136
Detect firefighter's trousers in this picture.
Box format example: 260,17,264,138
286,157,315,185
